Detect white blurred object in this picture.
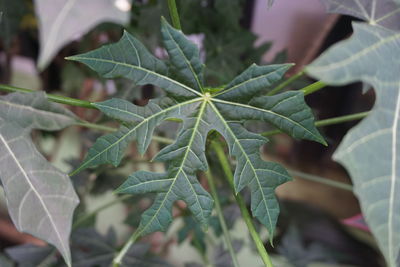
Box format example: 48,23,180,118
114,0,132,12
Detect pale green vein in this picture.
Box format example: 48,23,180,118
71,98,202,175
65,56,203,97
136,100,208,236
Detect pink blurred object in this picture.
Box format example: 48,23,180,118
342,214,370,232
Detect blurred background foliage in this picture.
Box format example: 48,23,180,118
0,0,381,266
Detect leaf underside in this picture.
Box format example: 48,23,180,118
69,18,324,240
0,92,79,266
34,0,131,69
320,0,400,31
308,2,400,264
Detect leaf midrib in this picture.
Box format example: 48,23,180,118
76,98,202,173
0,99,75,124
309,28,400,73
211,97,321,142
137,100,208,236
68,56,202,97
164,25,204,93
213,65,287,98
209,102,274,232
0,133,68,262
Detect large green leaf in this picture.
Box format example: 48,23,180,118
307,21,400,266
0,92,79,267
34,0,131,70
320,0,400,31
69,19,324,246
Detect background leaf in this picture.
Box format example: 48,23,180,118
307,22,400,266
34,0,132,69
320,0,400,31
0,92,79,266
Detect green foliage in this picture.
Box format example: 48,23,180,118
0,92,79,266
0,0,25,48
178,0,274,84
307,0,400,265
68,19,324,242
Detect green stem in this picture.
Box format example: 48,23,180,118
0,84,94,109
113,231,141,267
205,170,240,267
211,141,273,267
301,81,327,96
267,70,305,96
167,0,182,30
72,195,132,230
315,111,369,127
288,169,353,191
261,111,369,138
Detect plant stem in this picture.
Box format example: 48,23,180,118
72,195,132,230
0,83,94,109
301,81,327,96
113,231,141,267
261,111,369,138
211,141,274,267
315,111,369,127
167,0,182,30
267,70,305,96
205,170,240,267
288,169,353,191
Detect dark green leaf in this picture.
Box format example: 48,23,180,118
70,19,323,245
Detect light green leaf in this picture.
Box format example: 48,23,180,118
161,17,204,93
307,23,400,266
34,0,131,70
320,0,400,31
0,92,79,267
70,19,323,245
0,92,77,130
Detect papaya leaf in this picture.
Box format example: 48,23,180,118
34,0,131,70
307,15,400,267
0,92,79,266
320,0,400,31
69,19,324,241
